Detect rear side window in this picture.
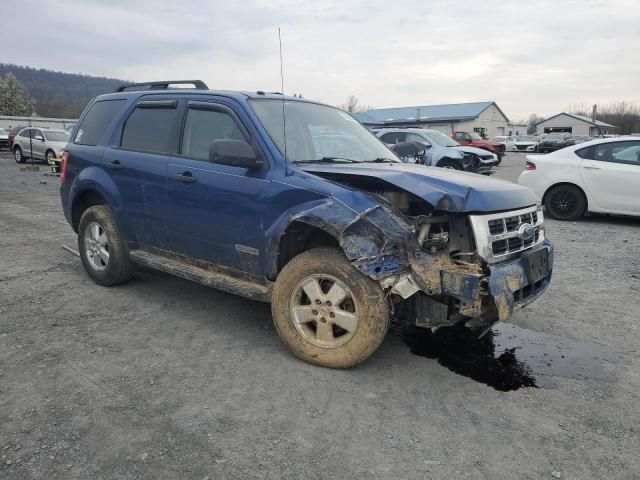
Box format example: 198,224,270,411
121,103,179,153
75,100,126,146
181,107,245,161
575,146,594,159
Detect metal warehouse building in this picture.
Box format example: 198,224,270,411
535,113,615,137
351,101,520,138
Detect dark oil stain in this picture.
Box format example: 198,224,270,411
399,322,624,392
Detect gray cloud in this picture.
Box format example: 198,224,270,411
3,0,639,119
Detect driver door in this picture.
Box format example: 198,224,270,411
580,140,640,212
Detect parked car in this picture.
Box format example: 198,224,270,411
7,125,28,149
509,135,538,152
0,128,8,149
60,79,553,369
489,135,508,147
518,137,640,220
13,128,70,165
452,131,505,163
536,132,575,153
376,128,498,174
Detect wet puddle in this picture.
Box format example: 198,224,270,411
401,323,625,391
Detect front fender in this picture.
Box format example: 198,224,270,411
264,193,417,281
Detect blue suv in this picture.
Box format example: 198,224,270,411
60,80,553,368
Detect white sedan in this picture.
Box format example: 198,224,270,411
518,137,640,220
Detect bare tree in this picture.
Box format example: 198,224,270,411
527,114,545,134
338,95,370,113
569,101,640,135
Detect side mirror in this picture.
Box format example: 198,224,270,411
209,139,264,170
34,135,44,141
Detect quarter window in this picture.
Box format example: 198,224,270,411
121,104,179,153
181,107,245,161
75,100,126,146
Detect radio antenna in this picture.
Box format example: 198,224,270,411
278,27,289,173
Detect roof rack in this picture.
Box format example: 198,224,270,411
114,80,209,93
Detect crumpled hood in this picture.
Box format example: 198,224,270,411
453,145,495,157
300,162,538,213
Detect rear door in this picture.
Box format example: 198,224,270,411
104,97,181,247
579,140,640,212
164,99,269,275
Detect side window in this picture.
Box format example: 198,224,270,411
380,132,405,144
181,107,245,161
33,129,44,140
575,146,594,159
454,132,466,141
19,129,31,138
594,141,640,165
121,103,179,153
75,99,126,146
406,132,430,145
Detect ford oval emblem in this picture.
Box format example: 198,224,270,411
519,223,535,241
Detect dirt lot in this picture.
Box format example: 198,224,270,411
1,151,639,479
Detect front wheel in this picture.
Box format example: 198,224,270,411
437,158,463,170
271,248,390,368
544,184,586,220
78,205,134,286
14,147,25,164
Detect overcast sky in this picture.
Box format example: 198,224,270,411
4,0,639,120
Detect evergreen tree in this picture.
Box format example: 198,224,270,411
0,73,36,116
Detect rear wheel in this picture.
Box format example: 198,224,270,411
45,149,56,165
437,158,462,170
78,205,134,286
544,184,586,220
14,147,25,164
272,247,390,368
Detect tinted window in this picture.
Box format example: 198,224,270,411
594,141,640,165
181,107,245,161
380,132,406,144
18,129,31,138
121,104,178,153
575,146,594,159
75,100,126,146
406,132,430,145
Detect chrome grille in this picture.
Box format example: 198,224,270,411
469,205,545,263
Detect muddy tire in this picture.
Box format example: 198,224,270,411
272,247,390,368
78,205,134,286
544,184,586,220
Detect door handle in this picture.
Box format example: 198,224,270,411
109,160,123,171
583,165,602,170
173,172,197,183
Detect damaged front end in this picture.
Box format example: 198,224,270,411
291,170,554,334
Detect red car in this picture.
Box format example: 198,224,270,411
453,131,505,163
7,125,28,149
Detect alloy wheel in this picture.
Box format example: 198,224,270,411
84,222,110,271
290,274,359,348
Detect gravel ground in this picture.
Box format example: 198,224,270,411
1,151,639,479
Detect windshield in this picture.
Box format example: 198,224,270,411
546,133,564,139
44,131,70,142
516,135,535,141
422,130,460,147
249,99,399,163
468,132,483,140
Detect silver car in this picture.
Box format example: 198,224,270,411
376,128,498,174
13,128,70,165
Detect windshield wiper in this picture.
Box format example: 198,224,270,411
367,157,397,163
301,156,360,164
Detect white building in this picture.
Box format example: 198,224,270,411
535,113,615,137
352,101,511,138
0,115,77,130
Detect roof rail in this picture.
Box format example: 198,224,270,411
114,80,209,93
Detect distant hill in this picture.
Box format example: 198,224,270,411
0,64,131,118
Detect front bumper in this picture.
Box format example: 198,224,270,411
403,240,553,330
